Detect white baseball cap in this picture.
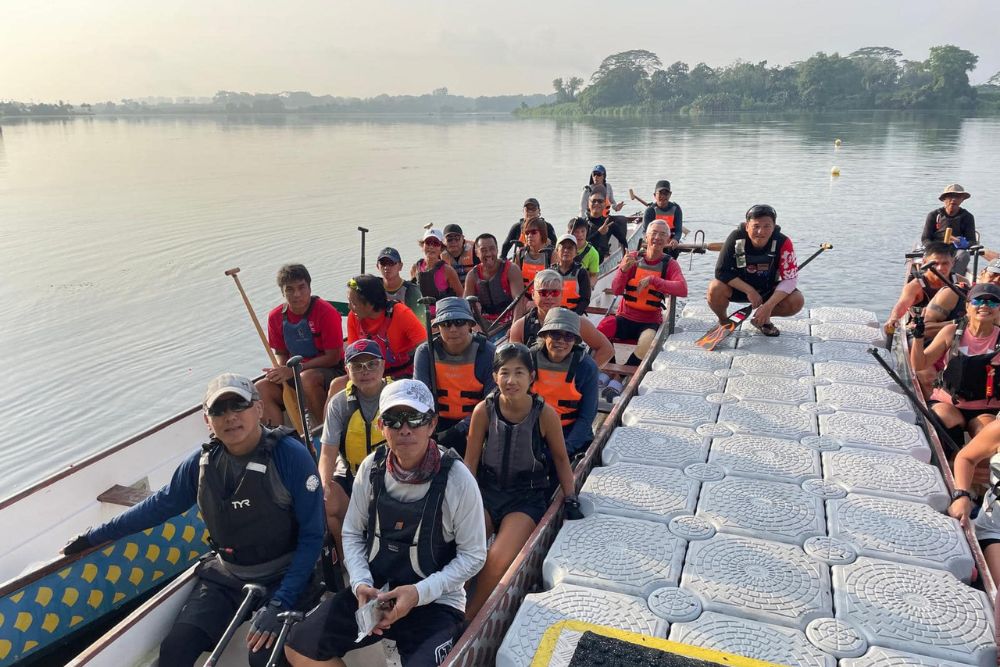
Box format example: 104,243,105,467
203,373,259,409
379,378,435,414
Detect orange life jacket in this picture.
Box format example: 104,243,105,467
446,241,476,282
517,247,553,289
654,210,675,232
623,253,671,312
532,347,584,427
434,335,485,420
554,261,583,310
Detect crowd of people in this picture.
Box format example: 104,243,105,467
60,169,836,667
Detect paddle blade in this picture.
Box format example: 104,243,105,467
695,305,752,351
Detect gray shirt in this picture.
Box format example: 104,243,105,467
343,447,487,612
321,388,381,476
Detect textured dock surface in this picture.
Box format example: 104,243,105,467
497,305,995,667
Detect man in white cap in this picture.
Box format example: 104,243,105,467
284,379,486,667
551,234,592,315
923,184,976,275
63,373,324,667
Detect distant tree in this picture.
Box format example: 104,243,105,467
797,52,865,108
848,47,902,62
987,71,1000,88
592,50,662,81
432,87,449,96
848,46,901,95
552,78,569,103
566,77,583,99
925,45,978,103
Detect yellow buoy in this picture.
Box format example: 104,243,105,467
830,166,841,176
834,138,842,146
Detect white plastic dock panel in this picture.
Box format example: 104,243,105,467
810,307,878,326
708,434,821,483
542,514,686,597
815,384,916,423
725,374,815,404
735,333,814,356
697,477,825,545
811,322,882,345
579,462,699,524
821,449,949,511
719,399,818,440
601,424,710,469
669,611,835,667
813,361,900,391
621,392,720,429
811,341,879,365
638,368,727,396
769,316,814,336
496,583,667,667
832,558,996,667
731,352,813,378
841,646,979,667
674,316,717,333
680,534,832,630
652,349,734,372
662,330,717,351
818,412,931,462
827,494,974,581
680,301,718,320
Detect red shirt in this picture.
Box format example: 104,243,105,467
266,297,344,363
611,252,689,324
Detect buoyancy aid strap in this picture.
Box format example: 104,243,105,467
281,295,317,320
416,450,458,574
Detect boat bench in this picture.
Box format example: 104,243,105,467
98,483,154,507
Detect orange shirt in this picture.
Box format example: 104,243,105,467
347,302,427,377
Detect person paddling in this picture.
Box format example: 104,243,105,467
465,232,524,332
576,186,628,263
463,343,582,620
551,234,591,315
885,242,960,342
947,418,1000,584
346,275,426,379
411,228,464,316
923,184,976,276
378,246,425,321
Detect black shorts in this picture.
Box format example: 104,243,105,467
981,538,1000,551
285,587,464,665
333,471,354,497
480,484,548,526
929,401,999,423
609,316,658,343
729,287,775,304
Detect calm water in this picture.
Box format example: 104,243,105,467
2,112,999,493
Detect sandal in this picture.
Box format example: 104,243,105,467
755,322,781,337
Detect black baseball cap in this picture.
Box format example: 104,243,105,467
443,224,463,236
523,197,540,208
377,247,401,264
655,180,671,193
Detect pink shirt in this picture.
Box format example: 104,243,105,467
930,326,1000,409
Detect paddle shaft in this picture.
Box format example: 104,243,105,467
266,611,305,667
418,297,438,399
867,348,961,457
485,289,527,337
919,262,968,298
286,356,317,459
358,226,369,273
797,243,833,271
628,188,650,208
205,583,265,667
225,268,304,435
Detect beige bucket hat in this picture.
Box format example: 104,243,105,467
939,184,971,201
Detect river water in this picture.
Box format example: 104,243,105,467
1,112,999,493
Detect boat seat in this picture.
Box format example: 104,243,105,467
97,483,153,507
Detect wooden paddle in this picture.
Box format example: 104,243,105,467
225,267,304,435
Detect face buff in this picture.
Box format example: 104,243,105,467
387,440,442,484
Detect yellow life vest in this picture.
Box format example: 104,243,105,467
340,378,392,475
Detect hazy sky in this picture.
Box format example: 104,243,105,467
3,0,999,102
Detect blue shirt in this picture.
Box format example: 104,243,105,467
87,433,324,608
564,353,598,455
414,336,496,427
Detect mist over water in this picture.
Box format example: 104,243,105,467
1,112,998,493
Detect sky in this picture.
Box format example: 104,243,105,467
3,0,1000,103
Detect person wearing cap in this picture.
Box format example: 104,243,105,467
580,164,624,217
413,297,496,455
885,242,961,345
599,220,688,363
410,228,464,316
575,185,629,264
921,259,1000,340
443,223,479,284
500,197,557,259
378,246,425,322
63,373,325,667
510,269,615,368
570,217,600,285
284,379,486,666
514,217,554,290
346,275,426,379
640,180,683,249
922,184,976,276
706,204,803,337
319,340,392,563
257,263,345,430
551,234,592,315
465,232,524,334
911,282,1000,443
462,342,581,620
531,308,599,459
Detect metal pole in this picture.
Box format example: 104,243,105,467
358,226,369,273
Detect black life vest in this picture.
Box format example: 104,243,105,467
732,226,789,294
282,296,321,358
522,308,543,348
416,260,455,302
197,426,299,577
478,392,549,491
365,447,459,588
476,260,514,316
936,319,1000,404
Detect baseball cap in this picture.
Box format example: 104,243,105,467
523,197,540,208
377,247,401,264
443,224,463,237
986,259,1000,275
592,164,606,175
557,233,578,247
421,228,445,244
379,378,435,415
432,296,476,326
655,180,672,193
204,373,259,409
345,339,383,362
969,283,1000,301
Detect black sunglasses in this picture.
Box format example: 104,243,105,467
381,411,434,430
543,330,577,342
207,397,255,417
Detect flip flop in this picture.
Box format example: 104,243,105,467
755,322,781,337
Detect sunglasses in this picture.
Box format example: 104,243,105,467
348,358,382,372
207,397,254,417
422,239,442,247
381,411,434,430
537,289,561,298
592,172,604,177
438,319,471,329
543,330,577,342
970,297,1000,307
524,204,539,210
589,199,605,205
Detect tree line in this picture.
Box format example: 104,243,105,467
522,45,1000,116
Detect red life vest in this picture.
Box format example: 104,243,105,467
623,253,672,312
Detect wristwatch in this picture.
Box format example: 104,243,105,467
950,489,972,502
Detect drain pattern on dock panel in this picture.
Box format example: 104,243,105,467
601,424,711,469
708,434,821,483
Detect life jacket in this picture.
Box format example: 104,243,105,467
434,334,486,420
732,227,789,294
446,241,476,283
651,203,677,232
575,242,596,266
282,296,321,358
936,319,1000,404
475,260,514,318
906,271,966,320
516,247,553,289
365,447,459,589
340,379,392,475
197,426,298,579
416,259,454,307
522,308,543,348
623,253,672,312
385,280,420,309
359,303,413,377
478,392,549,491
532,346,584,428
553,261,584,311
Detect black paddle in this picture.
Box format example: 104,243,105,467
358,226,369,273
918,261,968,298
418,296,438,400
205,583,265,667
285,356,317,459
266,610,305,667
485,290,528,337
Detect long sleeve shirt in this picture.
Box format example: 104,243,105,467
564,354,599,455
501,218,558,259
86,435,324,608
612,253,688,325
922,207,976,245
343,447,487,612
641,202,684,242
